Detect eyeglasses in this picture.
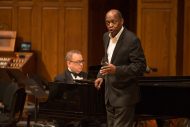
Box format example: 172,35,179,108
70,60,84,65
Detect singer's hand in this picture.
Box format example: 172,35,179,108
94,78,103,90
100,64,116,75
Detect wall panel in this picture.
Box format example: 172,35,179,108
0,7,13,30
142,0,171,3
64,7,87,72
141,9,171,75
41,7,59,80
137,0,177,76
183,0,190,75
18,7,32,40
64,8,83,52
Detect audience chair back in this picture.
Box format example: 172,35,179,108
0,81,26,127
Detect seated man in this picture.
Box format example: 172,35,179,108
54,49,87,83
47,50,87,102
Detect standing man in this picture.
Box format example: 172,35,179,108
94,9,147,127
54,49,87,83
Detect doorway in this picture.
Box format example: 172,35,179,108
88,0,137,66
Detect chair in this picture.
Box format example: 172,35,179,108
0,81,26,127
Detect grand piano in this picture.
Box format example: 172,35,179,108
135,76,190,127
136,76,190,117
38,75,190,127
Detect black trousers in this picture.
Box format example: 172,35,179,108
106,101,135,127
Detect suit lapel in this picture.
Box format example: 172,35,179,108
65,69,74,81
105,34,110,59
110,28,127,63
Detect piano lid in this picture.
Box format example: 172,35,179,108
138,76,190,87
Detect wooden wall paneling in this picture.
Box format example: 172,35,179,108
11,2,18,31
137,0,177,76
41,7,59,80
17,6,32,41
183,0,190,75
88,0,104,66
18,0,33,1
64,0,82,2
64,8,83,53
176,0,184,75
64,7,88,71
141,9,171,75
31,2,43,78
43,0,59,2
57,8,65,76
0,7,13,30
14,2,33,39
142,0,171,3
81,0,88,72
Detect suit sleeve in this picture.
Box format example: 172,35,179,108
115,38,147,77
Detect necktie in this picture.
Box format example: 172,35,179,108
70,72,83,80
72,72,80,78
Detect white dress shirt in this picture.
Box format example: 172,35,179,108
107,26,124,63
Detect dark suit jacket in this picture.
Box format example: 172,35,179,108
100,28,147,107
48,69,87,101
54,69,87,83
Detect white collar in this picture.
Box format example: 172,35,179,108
109,26,124,41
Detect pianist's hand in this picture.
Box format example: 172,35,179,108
95,78,103,90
